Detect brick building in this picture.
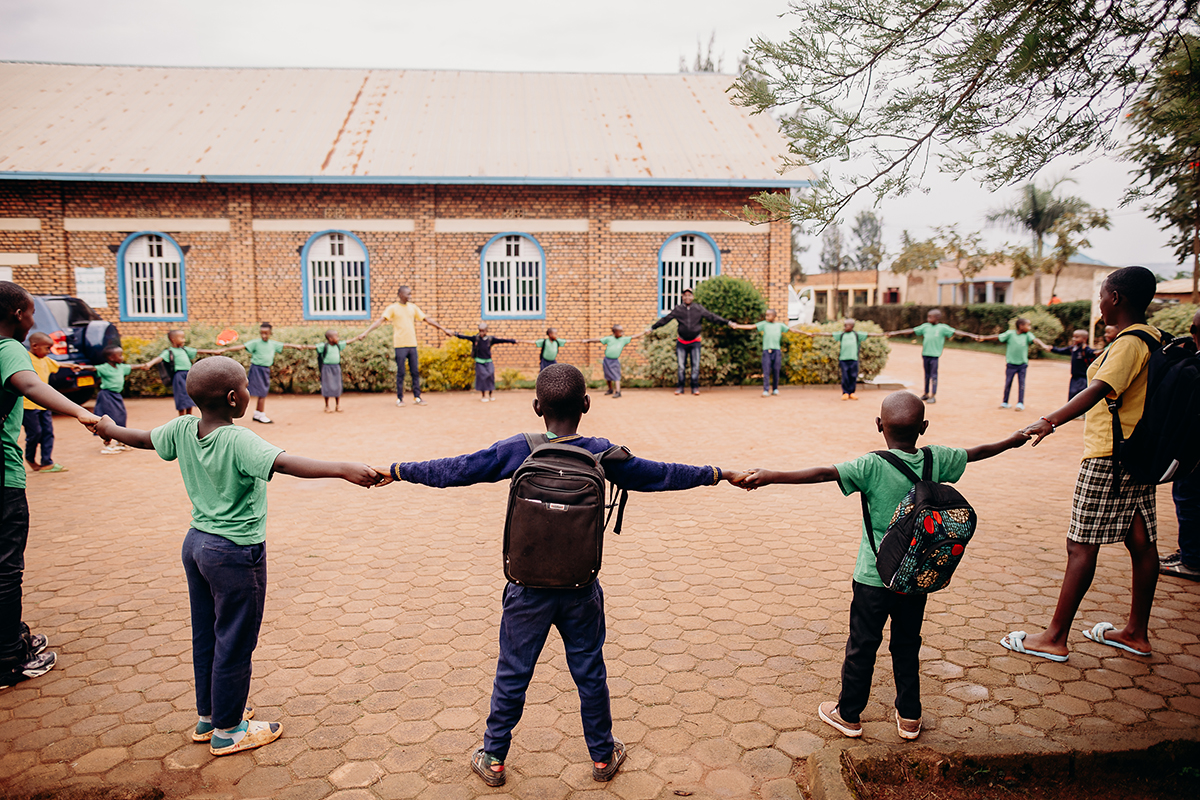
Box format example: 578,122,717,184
0,64,809,369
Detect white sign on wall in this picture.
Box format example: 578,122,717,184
0,268,12,283
74,267,108,308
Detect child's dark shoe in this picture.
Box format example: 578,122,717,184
193,707,255,742
471,748,506,786
896,710,921,740
0,650,56,689
209,719,281,756
818,701,862,738
592,739,626,782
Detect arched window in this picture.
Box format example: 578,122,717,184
658,232,719,315
302,230,370,319
117,232,186,321
481,233,545,319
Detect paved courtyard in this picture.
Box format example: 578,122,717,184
1,342,1197,800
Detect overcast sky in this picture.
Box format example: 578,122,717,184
0,0,1182,273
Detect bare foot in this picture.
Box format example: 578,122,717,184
1016,630,1069,658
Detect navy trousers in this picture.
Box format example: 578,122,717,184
394,347,421,400
0,489,30,668
22,409,53,467
484,582,614,763
921,356,939,397
838,581,927,723
675,341,702,391
1003,363,1027,404
1174,468,1200,570
1067,375,1088,400
761,350,781,392
839,359,859,395
181,528,267,730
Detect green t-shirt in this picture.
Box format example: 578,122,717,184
150,416,284,545
999,330,1034,365
536,338,560,361
835,445,968,588
96,363,133,392
756,321,789,351
317,341,348,366
833,330,869,361
161,346,197,371
0,339,33,488
600,335,633,360
912,323,956,357
245,338,285,367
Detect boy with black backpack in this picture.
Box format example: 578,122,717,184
735,391,1028,740
372,364,743,786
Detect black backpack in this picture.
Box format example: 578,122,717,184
861,448,978,594
1106,328,1200,496
155,350,175,385
503,433,632,588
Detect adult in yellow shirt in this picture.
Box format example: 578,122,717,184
357,285,450,406
1006,267,1162,664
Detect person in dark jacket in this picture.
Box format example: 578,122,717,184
649,288,732,395
373,364,743,787
454,323,518,402
1043,329,1096,400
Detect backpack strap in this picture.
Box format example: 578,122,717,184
1103,328,1164,498
599,445,633,535
316,343,325,367
522,432,550,453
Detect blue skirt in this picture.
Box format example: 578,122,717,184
248,364,271,397
474,361,496,392
320,364,343,398
602,357,621,381
172,370,194,411
93,388,127,428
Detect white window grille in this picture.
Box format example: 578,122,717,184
306,232,367,316
483,234,542,317
123,234,183,318
659,234,716,314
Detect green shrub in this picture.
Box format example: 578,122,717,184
691,275,768,383
782,321,890,384
638,320,730,387
1149,303,1199,337
850,300,1088,347
1008,309,1063,359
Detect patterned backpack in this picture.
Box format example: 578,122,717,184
860,447,977,594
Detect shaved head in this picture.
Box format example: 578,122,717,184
28,332,52,345
186,356,247,409
879,391,926,441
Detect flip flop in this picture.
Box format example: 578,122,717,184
1000,631,1068,662
1082,622,1151,657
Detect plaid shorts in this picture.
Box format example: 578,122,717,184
1068,457,1157,545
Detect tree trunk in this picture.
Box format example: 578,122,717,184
1032,235,1044,306
1192,202,1199,306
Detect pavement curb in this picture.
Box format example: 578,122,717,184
806,727,1200,799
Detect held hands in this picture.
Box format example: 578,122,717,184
80,411,104,434
730,469,772,490
370,465,396,487
342,463,385,487
1020,418,1055,446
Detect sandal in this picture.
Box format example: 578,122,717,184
471,748,505,786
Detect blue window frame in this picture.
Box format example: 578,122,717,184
301,230,371,320
658,231,720,315
480,232,546,320
117,231,188,322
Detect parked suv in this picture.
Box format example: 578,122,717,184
24,295,121,402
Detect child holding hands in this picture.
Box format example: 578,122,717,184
730,309,792,396
976,318,1050,410
96,356,379,755
736,391,1028,740
795,318,885,400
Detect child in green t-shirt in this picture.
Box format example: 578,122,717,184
886,309,976,403
315,329,350,412
977,318,1049,410
595,324,646,398
798,318,885,401
95,356,380,756
733,391,1028,740
223,322,306,424
142,330,223,416
531,328,567,373
0,282,101,689
78,345,152,453
731,309,793,396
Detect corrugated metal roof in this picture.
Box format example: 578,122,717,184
0,63,813,187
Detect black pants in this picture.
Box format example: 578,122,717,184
838,581,927,722
922,356,939,397
0,489,31,668
394,347,421,400
839,359,859,395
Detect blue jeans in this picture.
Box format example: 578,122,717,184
762,350,781,392
1173,469,1200,569
675,341,702,391
1003,363,1027,404
394,347,421,400
839,359,859,395
484,582,613,762
181,528,267,730
539,358,556,372
0,489,30,668
921,356,939,397
22,409,53,467
839,581,927,722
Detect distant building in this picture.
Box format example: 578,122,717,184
902,254,1114,306
796,270,908,319
0,63,811,368
1154,277,1199,303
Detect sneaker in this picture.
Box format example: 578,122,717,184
252,412,273,424
592,739,627,782
1015,402,1025,411
0,650,56,689
413,397,427,406
1161,551,1183,567
762,391,770,397
604,389,613,395
927,396,937,404
613,391,621,398
20,624,47,657
1000,402,1010,409
1160,561,1200,581
193,707,255,742
848,393,858,400
210,719,282,756
481,397,489,403
471,748,506,787
771,389,779,396
818,701,862,738
674,389,684,395
919,394,930,401
100,445,122,455
896,710,922,740
841,393,850,401
692,390,700,396
396,399,405,407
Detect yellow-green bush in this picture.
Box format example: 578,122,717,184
782,321,890,384
1150,303,1198,337
1008,308,1063,359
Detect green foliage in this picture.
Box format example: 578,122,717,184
782,321,890,384
1008,309,1063,358
638,321,729,387
730,1,1196,228
120,325,473,396
849,300,1090,347
691,275,768,382
1150,303,1200,337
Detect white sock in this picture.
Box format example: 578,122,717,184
198,715,212,724
216,721,247,744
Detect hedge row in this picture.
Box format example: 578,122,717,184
845,300,1092,345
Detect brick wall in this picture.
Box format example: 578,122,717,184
1,181,788,373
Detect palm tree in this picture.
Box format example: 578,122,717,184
987,180,1091,305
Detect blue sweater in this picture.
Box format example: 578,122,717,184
396,433,722,491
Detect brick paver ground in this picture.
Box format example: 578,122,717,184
1,342,1197,800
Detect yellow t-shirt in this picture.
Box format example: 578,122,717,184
382,302,426,348
1081,323,1160,461
24,353,60,410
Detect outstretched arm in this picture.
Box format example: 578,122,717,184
9,372,100,431
351,317,387,342
1033,337,1052,350
422,317,451,335
272,453,379,486
736,465,839,489
975,333,1000,341
95,416,154,449
729,322,758,331
1020,380,1113,446
885,328,915,336
965,431,1030,462
221,344,247,353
